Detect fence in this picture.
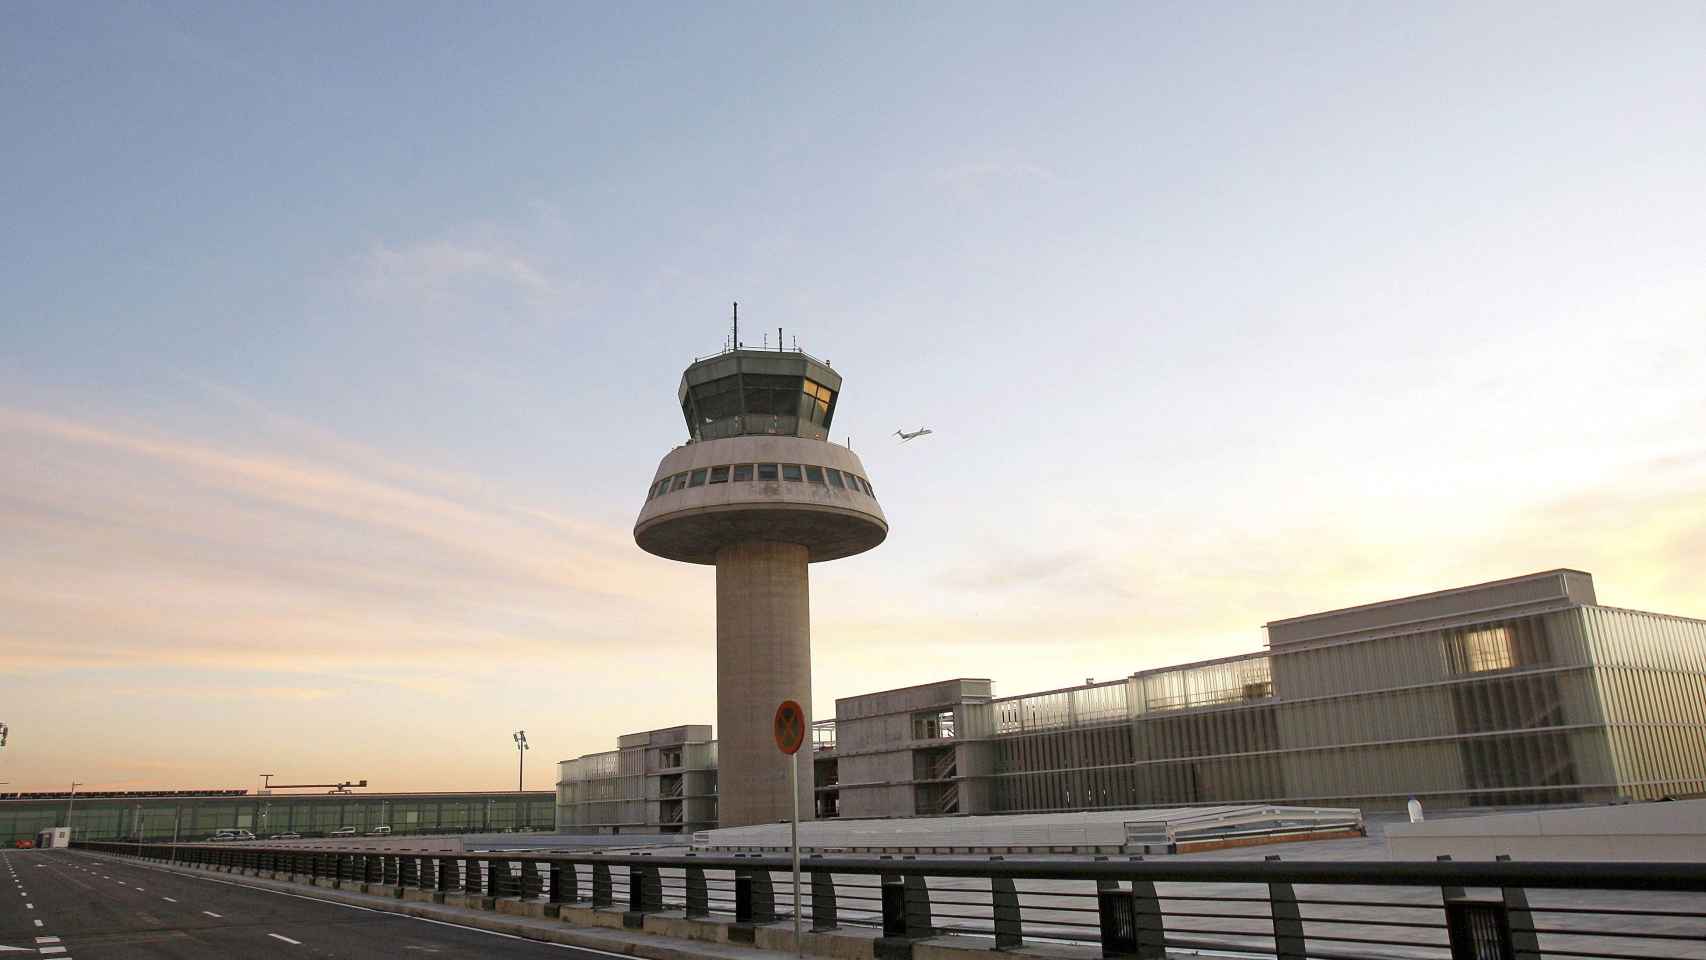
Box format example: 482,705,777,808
72,840,1706,960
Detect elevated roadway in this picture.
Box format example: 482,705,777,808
0,847,619,958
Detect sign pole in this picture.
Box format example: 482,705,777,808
791,750,801,957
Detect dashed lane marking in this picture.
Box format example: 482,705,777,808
161,897,177,903
201,911,222,918
267,934,302,945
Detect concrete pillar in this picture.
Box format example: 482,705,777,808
716,540,814,828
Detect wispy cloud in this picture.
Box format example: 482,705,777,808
358,233,557,308
0,398,698,677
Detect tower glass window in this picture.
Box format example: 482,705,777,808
733,464,754,482
782,464,803,482
801,379,836,427
709,466,729,484
688,469,707,487
827,469,845,489
804,465,824,484
757,463,779,481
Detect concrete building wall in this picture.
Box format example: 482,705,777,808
562,571,1706,832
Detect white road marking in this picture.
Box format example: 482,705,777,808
24,904,31,910
201,911,222,918
162,897,177,903
31,922,41,929
35,937,61,944
267,934,302,945
38,948,67,956
134,887,144,891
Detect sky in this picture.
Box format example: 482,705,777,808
2,2,1703,793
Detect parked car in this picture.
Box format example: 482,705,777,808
268,833,302,840
209,829,257,842
329,827,357,837
367,825,391,836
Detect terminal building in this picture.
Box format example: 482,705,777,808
558,569,1706,832
0,789,553,846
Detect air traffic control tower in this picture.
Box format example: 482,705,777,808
635,338,887,828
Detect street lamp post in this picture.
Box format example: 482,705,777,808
512,730,529,792
65,781,84,832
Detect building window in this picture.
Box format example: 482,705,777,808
690,375,742,422
733,464,754,482
709,466,729,484
912,709,956,740
655,478,671,498
744,374,803,418
826,469,845,489
804,465,825,484
801,379,836,427
688,469,707,487
1453,627,1521,671
782,464,803,482
757,463,779,481
671,474,688,492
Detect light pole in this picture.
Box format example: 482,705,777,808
512,730,529,792
65,781,84,832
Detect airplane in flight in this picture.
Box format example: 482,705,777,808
895,427,933,442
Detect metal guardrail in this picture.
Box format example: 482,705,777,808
72,840,1706,960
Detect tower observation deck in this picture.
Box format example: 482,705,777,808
635,343,887,828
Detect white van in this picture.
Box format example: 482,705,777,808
367,825,391,836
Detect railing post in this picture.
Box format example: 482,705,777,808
489,859,514,897
550,862,577,904
521,861,543,900
749,867,776,924
903,874,932,938
436,856,455,894
1497,855,1541,960
592,862,613,907
383,854,398,886
401,855,418,887
685,866,709,918
1266,855,1306,960
735,871,754,923
991,875,1022,950
1098,879,1164,960
810,867,838,931
880,874,906,937
624,865,661,927
463,856,483,895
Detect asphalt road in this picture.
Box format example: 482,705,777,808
0,848,622,959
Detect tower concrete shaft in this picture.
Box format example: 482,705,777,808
715,541,813,828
